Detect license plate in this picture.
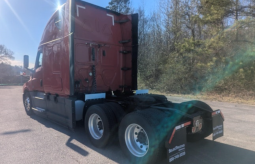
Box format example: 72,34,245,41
212,112,224,140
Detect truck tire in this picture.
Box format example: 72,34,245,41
23,92,33,115
104,102,126,123
182,101,213,142
119,109,167,164
85,104,118,148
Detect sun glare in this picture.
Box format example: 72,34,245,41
57,5,62,10
57,2,64,11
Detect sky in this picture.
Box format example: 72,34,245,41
0,0,156,68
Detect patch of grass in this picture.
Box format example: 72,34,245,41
0,84,23,86
138,78,255,105
148,89,255,105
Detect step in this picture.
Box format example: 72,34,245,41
33,96,44,100
115,20,129,24
32,107,46,113
121,67,131,71
120,50,131,54
119,85,130,89
119,40,131,44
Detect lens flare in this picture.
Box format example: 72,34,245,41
0,10,11,34
43,0,55,7
194,21,255,94
3,0,35,43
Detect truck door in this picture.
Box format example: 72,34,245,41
31,50,44,92
42,8,64,94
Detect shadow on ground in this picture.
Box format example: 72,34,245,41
1,129,31,135
30,114,255,164
183,140,255,164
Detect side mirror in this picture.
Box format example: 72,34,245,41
23,55,29,69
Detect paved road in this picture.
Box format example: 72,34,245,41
0,86,254,164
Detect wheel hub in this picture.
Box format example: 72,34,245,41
125,124,149,157
88,114,104,140
137,131,148,145
97,121,103,131
24,97,30,112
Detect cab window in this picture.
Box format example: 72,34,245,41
54,7,65,30
36,52,43,69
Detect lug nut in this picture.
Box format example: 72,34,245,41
137,126,140,129
140,145,143,148
136,139,139,142
135,132,138,135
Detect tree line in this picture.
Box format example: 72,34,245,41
108,0,255,95
1,0,255,94
0,44,29,84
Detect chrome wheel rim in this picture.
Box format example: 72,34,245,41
24,97,30,112
88,114,104,140
125,124,149,157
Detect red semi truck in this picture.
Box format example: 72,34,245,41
22,0,224,163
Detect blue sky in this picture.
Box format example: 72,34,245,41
0,0,156,67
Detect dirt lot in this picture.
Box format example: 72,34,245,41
0,86,254,164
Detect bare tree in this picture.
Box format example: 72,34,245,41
0,45,14,63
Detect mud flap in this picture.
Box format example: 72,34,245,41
212,110,224,140
165,122,191,164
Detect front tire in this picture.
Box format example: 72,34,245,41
23,92,33,115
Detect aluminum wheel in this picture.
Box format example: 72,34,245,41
125,124,149,157
24,97,31,112
88,114,104,140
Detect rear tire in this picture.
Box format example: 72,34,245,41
104,102,126,122
85,104,118,148
119,109,168,164
23,92,33,115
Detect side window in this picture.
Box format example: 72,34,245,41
36,52,43,69
55,15,63,30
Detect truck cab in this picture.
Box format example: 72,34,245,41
23,0,138,97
